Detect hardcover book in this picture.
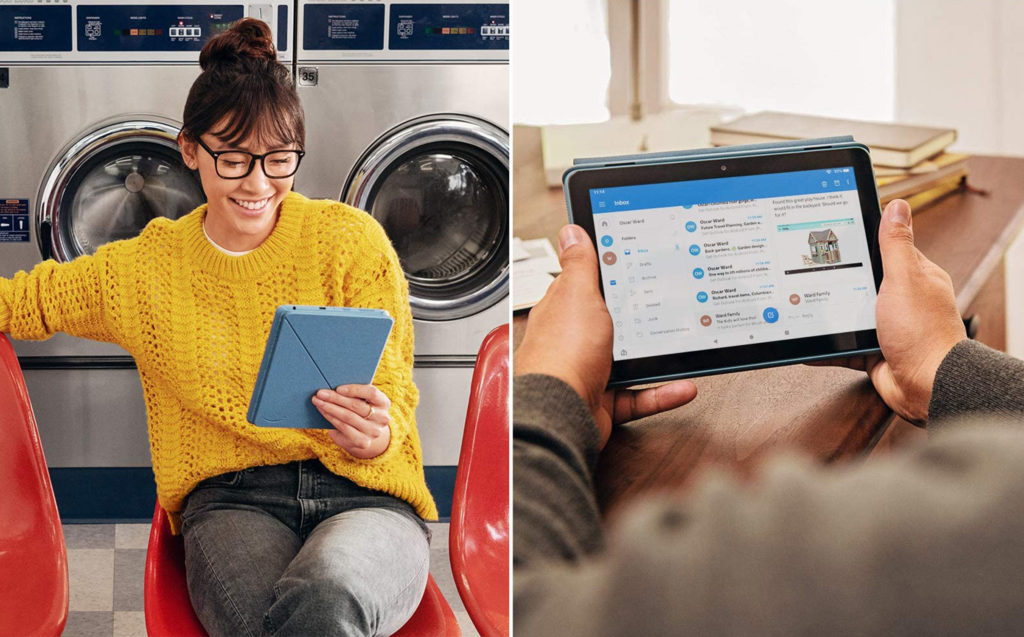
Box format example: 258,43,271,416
711,111,957,168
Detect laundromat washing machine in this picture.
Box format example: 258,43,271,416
295,0,509,512
0,0,292,518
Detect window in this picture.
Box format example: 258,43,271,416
513,0,612,124
666,0,895,122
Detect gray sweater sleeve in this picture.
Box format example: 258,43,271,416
514,344,1024,636
929,338,1024,424
513,373,604,567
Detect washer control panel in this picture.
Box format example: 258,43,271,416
298,1,508,61
388,3,507,51
77,4,242,51
0,3,74,52
0,0,292,62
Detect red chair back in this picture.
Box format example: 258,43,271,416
0,333,68,637
450,324,510,637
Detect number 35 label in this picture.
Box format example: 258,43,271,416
297,67,318,87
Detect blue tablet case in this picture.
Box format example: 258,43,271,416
566,136,859,171
564,137,866,211
247,306,394,429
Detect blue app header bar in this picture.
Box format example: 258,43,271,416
590,167,857,214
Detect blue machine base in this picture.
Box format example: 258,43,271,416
51,465,456,524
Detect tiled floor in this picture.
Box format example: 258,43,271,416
61,522,477,637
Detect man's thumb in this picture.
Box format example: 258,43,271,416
558,225,592,264
879,199,917,275
557,224,601,290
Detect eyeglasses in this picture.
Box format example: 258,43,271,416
195,137,305,179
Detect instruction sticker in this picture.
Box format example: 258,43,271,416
0,199,30,242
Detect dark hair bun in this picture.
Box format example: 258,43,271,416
199,18,276,71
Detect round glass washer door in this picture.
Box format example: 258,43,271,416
345,114,509,321
38,118,205,263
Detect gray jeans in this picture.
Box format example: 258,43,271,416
180,459,430,637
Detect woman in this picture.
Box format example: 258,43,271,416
3,19,436,636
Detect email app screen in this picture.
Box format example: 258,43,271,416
591,168,877,362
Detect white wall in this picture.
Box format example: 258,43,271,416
895,0,1024,155
895,0,1024,358
897,0,997,152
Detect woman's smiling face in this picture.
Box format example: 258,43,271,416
180,123,298,252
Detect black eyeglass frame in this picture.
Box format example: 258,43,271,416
195,137,306,180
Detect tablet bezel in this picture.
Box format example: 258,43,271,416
565,146,884,387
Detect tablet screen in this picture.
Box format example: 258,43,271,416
590,166,878,363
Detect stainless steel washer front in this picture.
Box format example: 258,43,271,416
345,114,509,321
38,116,205,263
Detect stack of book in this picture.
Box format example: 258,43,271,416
710,112,966,213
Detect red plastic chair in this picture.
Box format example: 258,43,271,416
0,333,68,637
392,574,460,636
146,502,460,636
145,503,205,636
450,324,510,637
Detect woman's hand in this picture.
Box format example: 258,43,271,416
312,384,392,459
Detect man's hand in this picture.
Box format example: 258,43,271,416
825,200,967,423
864,199,967,423
516,225,697,448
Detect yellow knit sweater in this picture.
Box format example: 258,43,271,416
0,191,437,532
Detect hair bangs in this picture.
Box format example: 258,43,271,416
208,76,305,150
210,107,303,151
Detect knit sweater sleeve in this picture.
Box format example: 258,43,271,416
514,373,1024,635
0,246,123,345
514,374,606,567
343,215,419,460
928,338,1024,426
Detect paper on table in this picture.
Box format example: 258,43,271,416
513,271,556,312
513,237,561,275
512,237,531,261
512,237,562,312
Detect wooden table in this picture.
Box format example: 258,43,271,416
513,125,1024,519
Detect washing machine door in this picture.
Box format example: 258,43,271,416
38,117,205,263
344,114,509,321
